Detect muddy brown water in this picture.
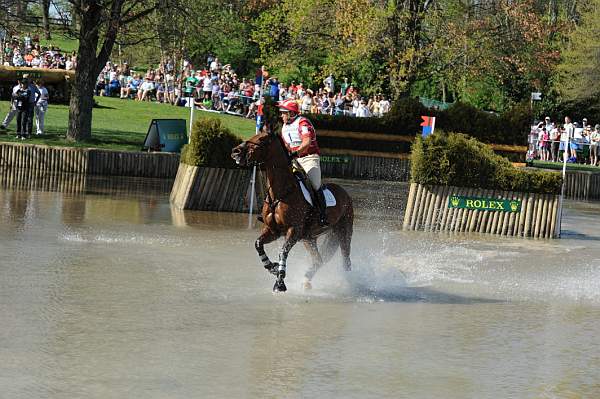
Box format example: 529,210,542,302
1,173,600,398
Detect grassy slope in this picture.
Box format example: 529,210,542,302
38,32,79,53
0,97,256,151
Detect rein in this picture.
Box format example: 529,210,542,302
253,134,299,212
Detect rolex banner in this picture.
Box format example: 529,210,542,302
448,195,521,213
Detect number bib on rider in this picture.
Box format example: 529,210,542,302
281,116,320,155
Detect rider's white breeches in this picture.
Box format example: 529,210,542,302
297,154,321,190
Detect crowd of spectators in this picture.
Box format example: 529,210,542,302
2,37,392,119
529,116,600,166
2,33,76,70
94,56,392,119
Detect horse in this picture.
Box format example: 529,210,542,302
231,131,353,292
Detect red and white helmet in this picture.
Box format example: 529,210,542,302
278,99,299,114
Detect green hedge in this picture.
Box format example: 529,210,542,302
311,98,531,146
411,132,562,194
180,118,241,168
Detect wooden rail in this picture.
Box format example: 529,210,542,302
0,143,180,178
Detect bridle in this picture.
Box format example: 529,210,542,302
242,133,297,212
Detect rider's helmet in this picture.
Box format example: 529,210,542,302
278,99,299,114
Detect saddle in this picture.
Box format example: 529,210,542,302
291,160,335,208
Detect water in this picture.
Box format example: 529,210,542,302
1,174,600,398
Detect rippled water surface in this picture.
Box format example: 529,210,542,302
1,175,600,398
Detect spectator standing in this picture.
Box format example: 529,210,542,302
183,71,199,103
324,74,334,93
351,95,360,116
0,80,20,132
14,80,31,139
202,74,212,98
591,125,600,166
379,96,391,115
24,76,40,138
563,116,575,162
268,77,280,100
209,57,220,73
34,80,49,135
165,72,175,104
300,91,312,114
356,99,371,117
340,78,349,95
549,124,560,162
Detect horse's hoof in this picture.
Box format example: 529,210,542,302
273,279,287,293
264,262,278,275
302,279,312,290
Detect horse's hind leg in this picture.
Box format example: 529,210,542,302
337,208,353,272
302,238,323,289
255,227,278,275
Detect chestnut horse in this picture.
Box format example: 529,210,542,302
232,131,353,292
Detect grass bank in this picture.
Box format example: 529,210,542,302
38,32,79,53
0,97,255,151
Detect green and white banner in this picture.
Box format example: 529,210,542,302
448,195,521,213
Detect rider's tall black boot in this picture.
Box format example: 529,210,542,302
316,187,329,226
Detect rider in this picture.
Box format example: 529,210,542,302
278,98,328,226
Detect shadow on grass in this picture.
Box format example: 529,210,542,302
92,103,117,110
0,127,144,152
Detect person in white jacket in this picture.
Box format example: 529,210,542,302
35,80,49,135
0,81,20,132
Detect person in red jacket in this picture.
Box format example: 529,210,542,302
278,99,328,226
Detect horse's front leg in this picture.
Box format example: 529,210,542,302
273,227,300,293
255,227,279,275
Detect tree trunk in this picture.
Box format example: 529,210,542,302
15,0,26,20
67,2,101,142
66,0,124,142
42,0,51,39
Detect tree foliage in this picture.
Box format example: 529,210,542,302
3,0,598,142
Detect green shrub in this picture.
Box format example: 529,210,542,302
310,97,531,147
411,132,562,194
180,118,241,168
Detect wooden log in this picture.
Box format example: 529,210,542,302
414,185,429,230
523,195,535,237
403,183,417,230
438,186,452,232
549,195,559,238
421,185,434,230
506,191,518,236
539,194,549,239
533,194,543,239
499,191,512,236
430,185,445,232
409,184,423,230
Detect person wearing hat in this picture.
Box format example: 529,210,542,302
278,99,328,226
13,79,31,139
